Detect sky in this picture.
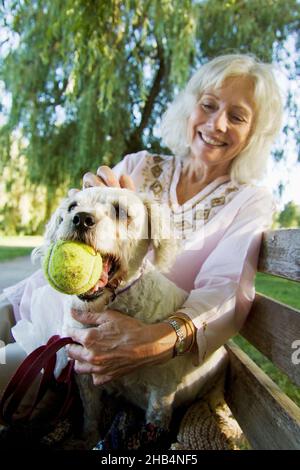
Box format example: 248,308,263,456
264,159,300,210
263,35,300,210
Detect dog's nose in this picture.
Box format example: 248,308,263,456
72,212,96,230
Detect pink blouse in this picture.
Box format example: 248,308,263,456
4,151,274,365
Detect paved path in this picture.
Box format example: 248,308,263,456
0,256,38,293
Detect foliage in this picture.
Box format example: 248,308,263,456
0,0,300,232
277,201,300,227
0,134,67,235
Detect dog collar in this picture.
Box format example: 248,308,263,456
110,260,147,302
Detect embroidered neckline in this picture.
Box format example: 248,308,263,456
139,153,241,239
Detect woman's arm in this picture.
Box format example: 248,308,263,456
177,188,275,364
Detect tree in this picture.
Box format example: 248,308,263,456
277,201,300,227
0,0,300,231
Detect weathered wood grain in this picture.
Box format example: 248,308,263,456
241,293,300,387
258,229,300,281
225,341,300,450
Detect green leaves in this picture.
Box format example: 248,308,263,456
0,0,299,234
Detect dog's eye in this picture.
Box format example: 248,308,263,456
58,216,63,224
68,202,78,212
112,203,128,222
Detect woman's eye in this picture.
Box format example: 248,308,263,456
68,202,78,212
201,102,215,111
231,115,244,123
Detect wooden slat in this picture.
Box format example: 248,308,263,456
258,229,300,281
225,341,300,450
240,293,300,387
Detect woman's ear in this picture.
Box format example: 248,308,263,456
142,197,179,271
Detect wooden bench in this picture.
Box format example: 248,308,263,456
1,229,299,450
225,228,300,450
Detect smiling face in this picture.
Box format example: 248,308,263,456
186,76,256,171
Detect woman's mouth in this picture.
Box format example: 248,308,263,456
198,132,226,147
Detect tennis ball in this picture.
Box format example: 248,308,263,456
43,240,103,295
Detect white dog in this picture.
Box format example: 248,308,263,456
12,186,226,446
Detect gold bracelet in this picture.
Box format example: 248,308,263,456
171,313,196,353
166,314,196,356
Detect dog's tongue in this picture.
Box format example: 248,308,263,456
87,258,111,293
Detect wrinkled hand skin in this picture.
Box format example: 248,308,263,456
67,308,176,386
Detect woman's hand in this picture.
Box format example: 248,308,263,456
83,165,135,191
68,166,135,197
67,309,176,385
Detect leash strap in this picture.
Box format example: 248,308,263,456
0,335,76,425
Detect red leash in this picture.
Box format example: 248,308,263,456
0,335,77,425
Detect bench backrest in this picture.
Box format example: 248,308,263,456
225,229,300,450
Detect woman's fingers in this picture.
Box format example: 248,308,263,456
70,308,104,326
82,165,134,190
68,188,80,197
92,374,113,386
119,174,135,191
67,342,93,362
96,166,120,187
82,172,105,189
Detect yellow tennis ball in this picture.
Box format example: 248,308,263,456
43,240,103,295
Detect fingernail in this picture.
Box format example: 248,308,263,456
97,170,106,180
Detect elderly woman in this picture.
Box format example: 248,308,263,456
66,53,282,382
0,54,282,447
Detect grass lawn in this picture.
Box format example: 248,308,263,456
0,236,42,261
255,272,300,310
0,246,33,261
234,272,300,407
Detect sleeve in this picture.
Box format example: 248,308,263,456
178,188,275,364
112,151,148,178
2,269,47,322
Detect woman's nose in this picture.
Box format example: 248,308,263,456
209,110,228,133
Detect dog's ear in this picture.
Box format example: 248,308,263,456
44,205,64,243
31,200,67,263
142,197,179,272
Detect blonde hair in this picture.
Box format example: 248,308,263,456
160,54,283,183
